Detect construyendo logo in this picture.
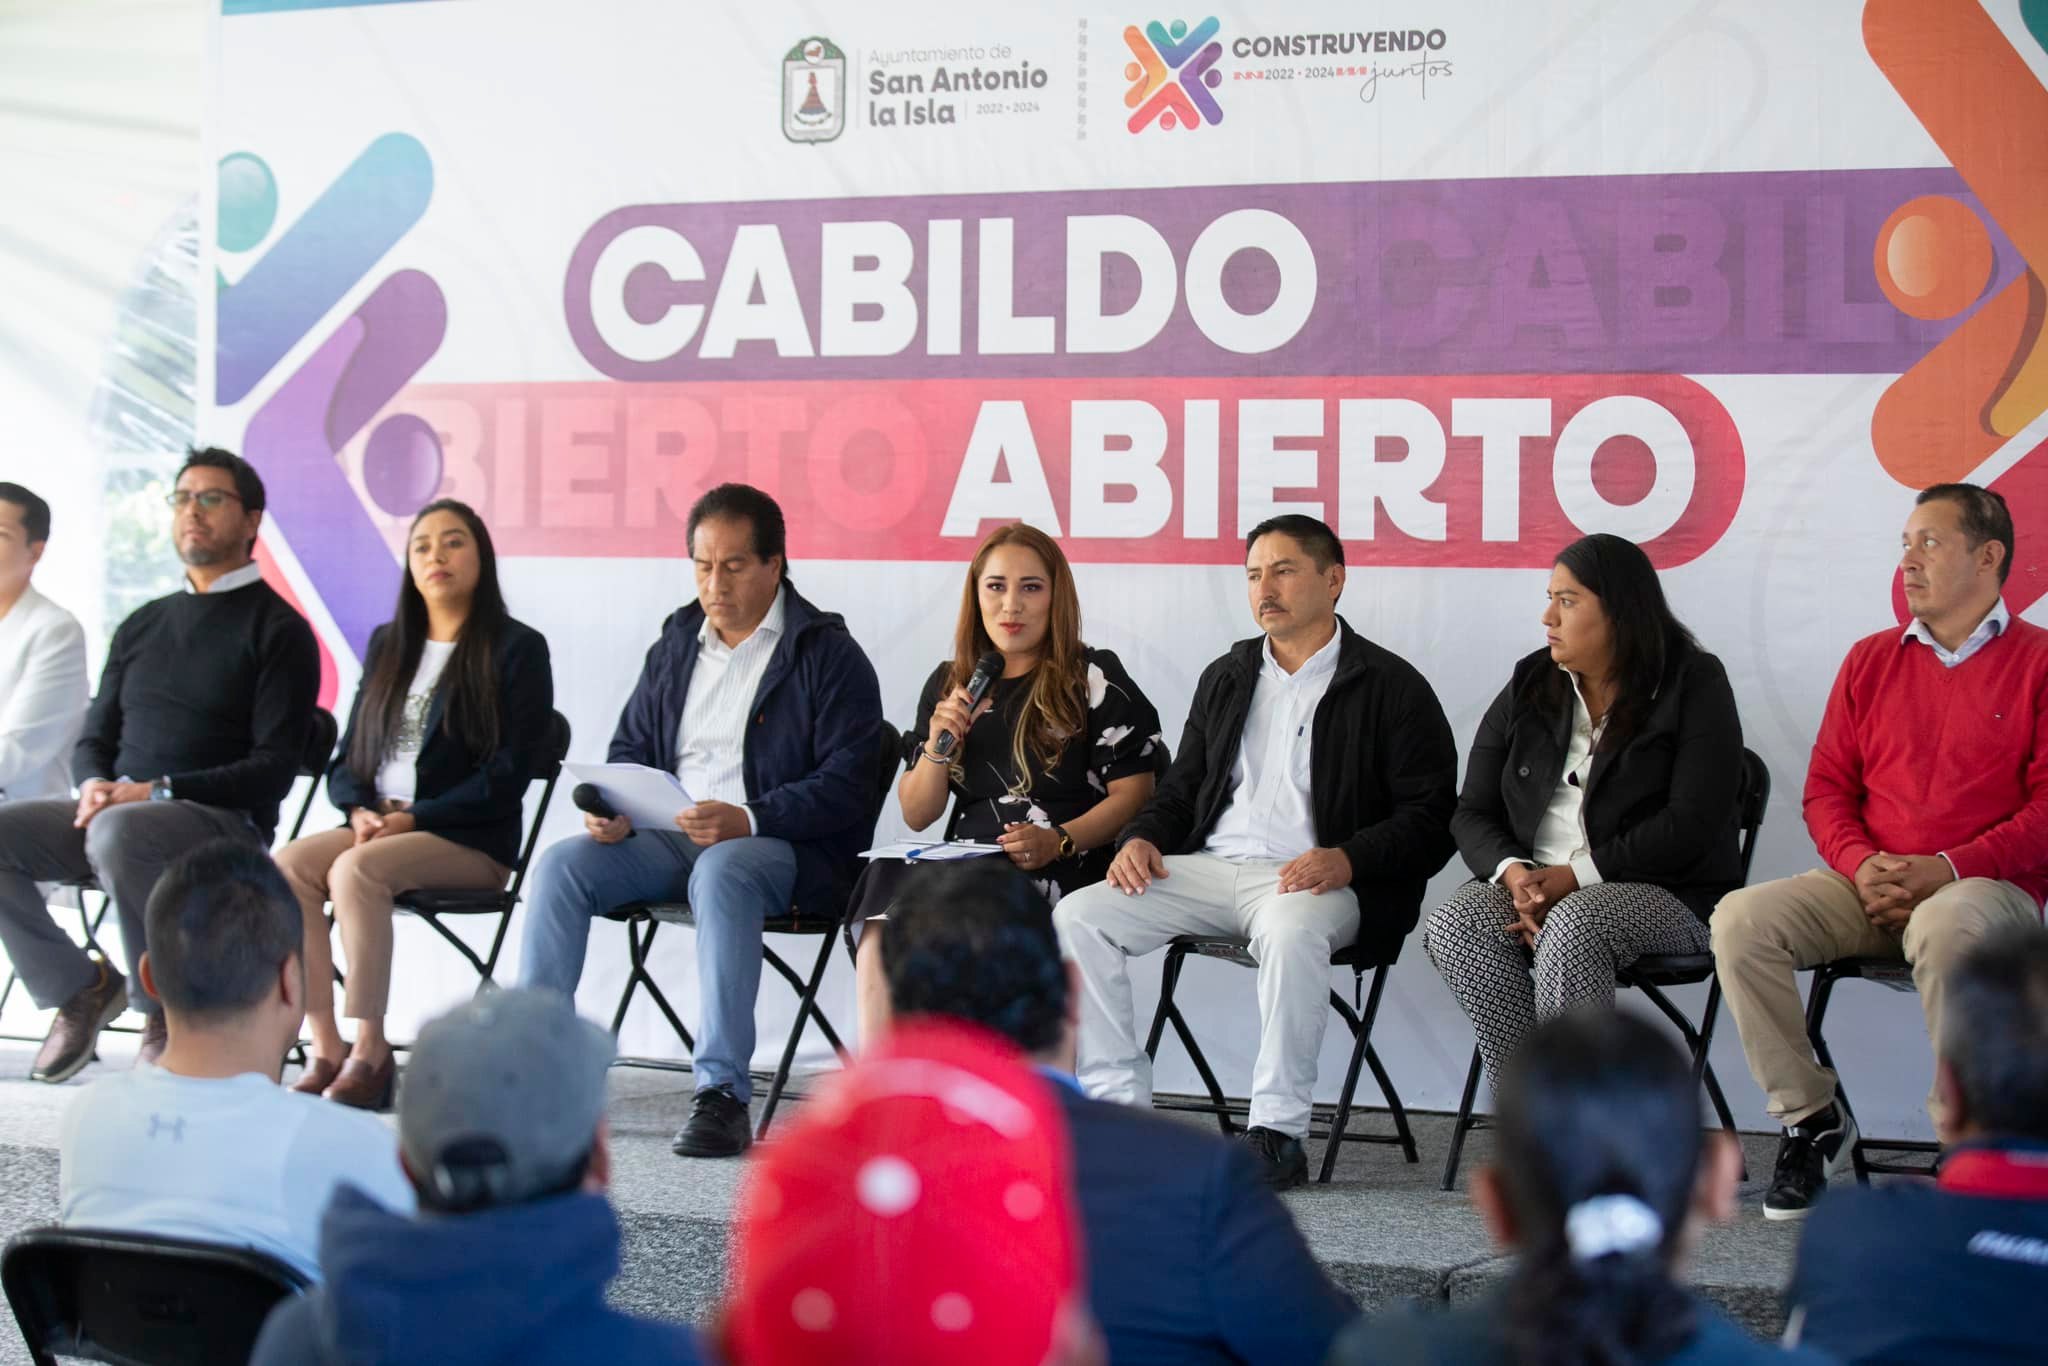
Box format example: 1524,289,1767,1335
1233,28,1446,59
1123,17,1224,132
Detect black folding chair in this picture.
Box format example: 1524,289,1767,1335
1143,933,1418,1183
1801,955,1936,1179
1440,747,1771,1190
388,710,572,991
0,709,337,1039
606,721,901,1140
2,1225,308,1366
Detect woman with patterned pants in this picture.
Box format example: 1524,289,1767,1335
1425,533,1745,1091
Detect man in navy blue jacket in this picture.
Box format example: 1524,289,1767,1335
518,484,881,1158
1785,921,2048,1364
879,858,1358,1366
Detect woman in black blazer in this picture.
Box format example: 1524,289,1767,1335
275,499,552,1108
1424,533,1742,1092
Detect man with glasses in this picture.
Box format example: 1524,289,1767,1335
0,448,319,1083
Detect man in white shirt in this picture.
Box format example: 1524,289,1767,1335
517,484,882,1160
0,483,87,806
59,839,413,1282
1054,515,1458,1188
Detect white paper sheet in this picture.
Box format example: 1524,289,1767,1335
563,762,696,830
859,840,1007,862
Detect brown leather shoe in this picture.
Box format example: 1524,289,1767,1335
290,1055,343,1095
30,961,127,1083
324,1055,396,1111
136,1011,169,1068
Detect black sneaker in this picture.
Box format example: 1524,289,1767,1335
1763,1103,1859,1222
671,1084,753,1158
1241,1125,1309,1191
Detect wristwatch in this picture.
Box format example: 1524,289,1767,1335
1053,824,1075,860
150,776,173,802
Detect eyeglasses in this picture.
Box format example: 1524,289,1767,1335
165,490,244,511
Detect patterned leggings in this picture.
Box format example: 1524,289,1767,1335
1424,878,1709,1092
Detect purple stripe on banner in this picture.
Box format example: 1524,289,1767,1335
563,166,2021,383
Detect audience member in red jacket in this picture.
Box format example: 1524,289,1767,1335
1712,483,2048,1223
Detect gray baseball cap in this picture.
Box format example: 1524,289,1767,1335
398,988,615,1211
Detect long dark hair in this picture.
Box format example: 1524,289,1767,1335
346,500,509,780
948,523,1087,787
1497,1011,1702,1366
1535,534,1699,747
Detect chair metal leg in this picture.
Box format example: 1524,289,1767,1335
1316,965,1412,1181
1142,947,1186,1060
1166,997,1235,1136
479,909,516,984
608,919,696,1054
761,928,848,1059
1318,992,1372,1184
1440,1045,1485,1191
607,918,650,1034
1144,946,1233,1135
756,933,840,1138
1362,1045,1418,1165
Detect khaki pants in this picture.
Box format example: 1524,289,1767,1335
1711,867,2039,1127
275,827,507,1019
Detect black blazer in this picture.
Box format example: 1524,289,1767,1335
1122,617,1458,961
328,617,554,868
1054,1083,1356,1366
1450,645,1743,920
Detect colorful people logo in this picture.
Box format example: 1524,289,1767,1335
1123,17,1224,132
218,134,446,663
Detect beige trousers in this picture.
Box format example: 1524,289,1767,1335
1710,867,2038,1127
275,827,508,1019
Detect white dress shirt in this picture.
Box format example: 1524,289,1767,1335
677,586,786,831
182,560,266,595
1902,597,2008,669
1492,672,1605,888
1204,630,1340,862
0,582,89,802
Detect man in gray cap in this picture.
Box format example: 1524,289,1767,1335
253,989,704,1365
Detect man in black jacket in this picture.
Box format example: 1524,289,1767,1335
1053,515,1457,1188
0,448,319,1084
885,858,1358,1365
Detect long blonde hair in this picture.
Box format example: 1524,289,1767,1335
948,524,1087,791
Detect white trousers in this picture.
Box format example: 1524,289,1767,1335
1052,852,1360,1137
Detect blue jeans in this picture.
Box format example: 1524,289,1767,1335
518,830,798,1101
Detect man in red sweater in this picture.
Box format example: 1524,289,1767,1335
1713,483,2048,1222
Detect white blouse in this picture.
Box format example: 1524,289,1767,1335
1493,673,1605,889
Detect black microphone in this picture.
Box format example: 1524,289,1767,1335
572,783,635,838
933,650,1005,760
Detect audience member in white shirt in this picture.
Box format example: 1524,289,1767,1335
0,483,87,804
59,839,414,1282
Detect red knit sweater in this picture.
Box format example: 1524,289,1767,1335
1803,617,2048,909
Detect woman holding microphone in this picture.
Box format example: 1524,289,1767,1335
849,523,1164,1045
